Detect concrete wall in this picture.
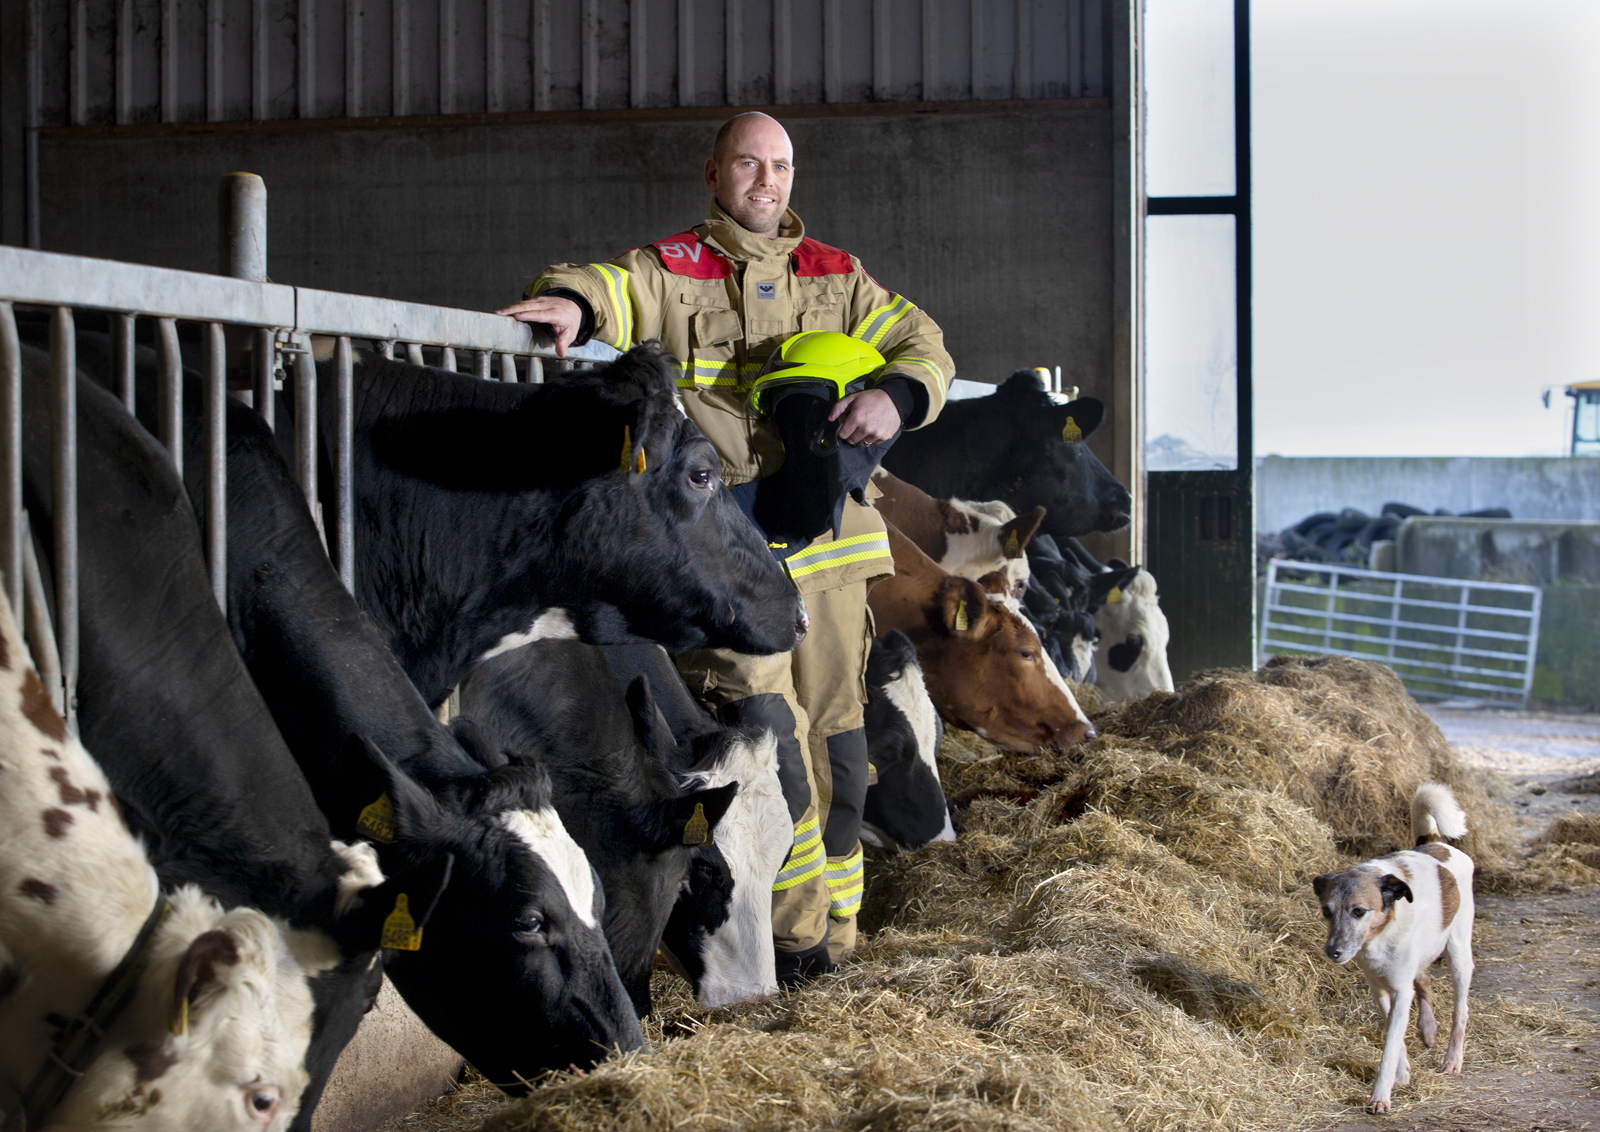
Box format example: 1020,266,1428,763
1395,518,1600,586
1257,455,1600,534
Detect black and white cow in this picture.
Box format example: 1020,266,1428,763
296,343,805,709
59,328,645,1088
880,369,1132,542
597,643,795,1009
861,631,955,851
1091,562,1175,704
17,343,390,1131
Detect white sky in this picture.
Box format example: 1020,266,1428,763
1252,0,1600,457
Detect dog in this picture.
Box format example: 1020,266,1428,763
1313,783,1475,1114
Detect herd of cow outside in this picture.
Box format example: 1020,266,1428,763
0,328,1174,1132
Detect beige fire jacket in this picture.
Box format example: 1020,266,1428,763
527,201,955,592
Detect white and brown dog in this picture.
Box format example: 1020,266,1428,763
1313,783,1475,1114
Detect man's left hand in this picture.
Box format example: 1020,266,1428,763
829,388,901,446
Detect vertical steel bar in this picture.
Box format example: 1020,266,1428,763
71,0,88,125
532,0,550,110
156,318,182,471
439,0,455,113
405,342,423,365
162,0,178,121
20,514,62,707
25,0,41,249
580,0,597,110
1013,0,1031,99
725,0,741,105
113,313,135,413
253,328,275,431
219,173,268,280
487,0,504,111
208,0,224,121
871,0,888,102
969,0,983,99
300,0,317,116
347,0,364,116
474,350,490,381
629,0,645,109
823,0,841,103
773,0,791,103
920,0,936,101
378,340,395,360
498,353,517,382
391,0,407,115
203,322,226,610
527,356,543,384
49,307,77,724
440,346,456,371
1067,0,1082,98
677,0,692,107
117,0,134,124
0,304,20,621
253,0,268,119
294,337,317,511
334,336,353,591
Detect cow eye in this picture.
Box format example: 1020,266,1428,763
1018,648,1036,661
513,913,547,941
688,467,715,489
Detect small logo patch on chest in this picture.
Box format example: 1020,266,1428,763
756,281,777,300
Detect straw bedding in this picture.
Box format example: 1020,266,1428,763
470,655,1580,1132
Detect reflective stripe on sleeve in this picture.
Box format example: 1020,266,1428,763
773,816,824,891
825,847,865,918
849,295,914,349
589,263,634,349
680,358,763,389
784,532,893,580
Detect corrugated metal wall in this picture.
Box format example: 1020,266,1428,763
34,0,1109,127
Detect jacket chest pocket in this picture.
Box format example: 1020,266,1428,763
799,301,845,333
692,307,744,351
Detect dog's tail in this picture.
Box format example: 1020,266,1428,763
1412,782,1468,844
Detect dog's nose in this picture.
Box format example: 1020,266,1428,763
1325,944,1344,963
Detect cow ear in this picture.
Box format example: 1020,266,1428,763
1056,398,1105,443
449,716,509,770
1380,874,1414,909
170,929,240,1035
1108,557,1131,571
940,578,992,637
625,675,683,764
998,370,1047,397
998,506,1046,558
658,781,739,851
345,735,449,846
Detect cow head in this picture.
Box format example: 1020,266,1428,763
341,740,644,1090
862,630,954,850
551,345,805,656
917,576,1096,754
1093,566,1175,704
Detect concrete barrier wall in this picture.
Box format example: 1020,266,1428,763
1257,456,1600,533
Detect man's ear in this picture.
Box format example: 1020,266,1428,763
1380,874,1414,909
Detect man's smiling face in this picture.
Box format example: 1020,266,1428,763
705,113,795,238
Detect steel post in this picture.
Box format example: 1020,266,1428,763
334,335,353,592
499,353,517,382
0,303,20,619
253,327,275,430
294,335,317,513
113,312,135,412
156,317,182,471
218,173,268,281
49,307,77,723
204,322,226,610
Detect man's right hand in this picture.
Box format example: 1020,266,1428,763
494,294,582,358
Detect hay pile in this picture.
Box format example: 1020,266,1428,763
481,656,1568,1132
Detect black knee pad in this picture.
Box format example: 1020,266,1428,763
822,726,868,856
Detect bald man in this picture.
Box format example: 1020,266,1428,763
500,112,954,981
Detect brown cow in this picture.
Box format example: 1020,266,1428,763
871,468,1045,602
868,522,1096,753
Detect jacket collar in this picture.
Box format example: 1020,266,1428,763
700,199,805,262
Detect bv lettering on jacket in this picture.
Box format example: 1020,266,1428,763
653,232,733,279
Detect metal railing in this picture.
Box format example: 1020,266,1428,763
1261,558,1543,706
0,175,617,721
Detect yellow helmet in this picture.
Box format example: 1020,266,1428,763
749,331,886,415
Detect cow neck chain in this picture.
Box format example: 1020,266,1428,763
13,896,174,1132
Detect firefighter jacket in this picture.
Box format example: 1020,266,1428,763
527,200,955,594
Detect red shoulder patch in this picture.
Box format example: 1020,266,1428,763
651,231,732,279
792,238,854,277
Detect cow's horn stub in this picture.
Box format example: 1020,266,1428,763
682,802,711,846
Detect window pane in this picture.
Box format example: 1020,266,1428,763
1145,214,1238,470
1145,0,1236,197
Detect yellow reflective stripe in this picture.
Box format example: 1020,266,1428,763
785,532,893,579
773,817,825,891
588,263,633,349
825,848,865,915
850,295,914,349
891,356,947,389
680,358,745,388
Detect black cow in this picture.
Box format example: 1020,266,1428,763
62,328,645,1087
297,343,804,709
881,370,1131,541
17,344,394,1131
861,631,954,851
458,640,777,1015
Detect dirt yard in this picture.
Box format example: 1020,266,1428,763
1324,708,1600,1132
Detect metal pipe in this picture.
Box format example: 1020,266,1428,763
487,0,504,112
117,0,134,124
253,328,275,430
252,0,268,120
156,317,182,471
333,336,353,591
676,0,692,107
532,0,550,111
871,0,888,102
346,0,363,116
299,0,316,116
378,340,394,360
393,0,408,116
405,342,423,365
20,513,61,712
823,0,841,103
72,0,87,125
0,303,20,619
113,313,135,412
294,335,317,513
49,307,77,725
207,0,223,121
774,0,792,104
629,0,645,109
498,353,517,382
25,0,40,249
440,346,456,371
219,173,268,281
474,350,490,381
725,0,742,105
528,356,543,384
580,0,597,110
161,0,177,121
204,322,226,610
439,0,456,114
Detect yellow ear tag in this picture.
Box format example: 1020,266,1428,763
954,600,969,632
381,894,423,951
1106,586,1123,605
171,997,189,1036
619,425,633,472
635,447,647,474
682,802,711,846
1062,417,1082,443
356,793,397,844
1004,530,1020,557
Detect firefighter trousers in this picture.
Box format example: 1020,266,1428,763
675,580,871,964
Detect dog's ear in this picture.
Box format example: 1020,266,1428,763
1312,873,1334,901
1379,874,1414,909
